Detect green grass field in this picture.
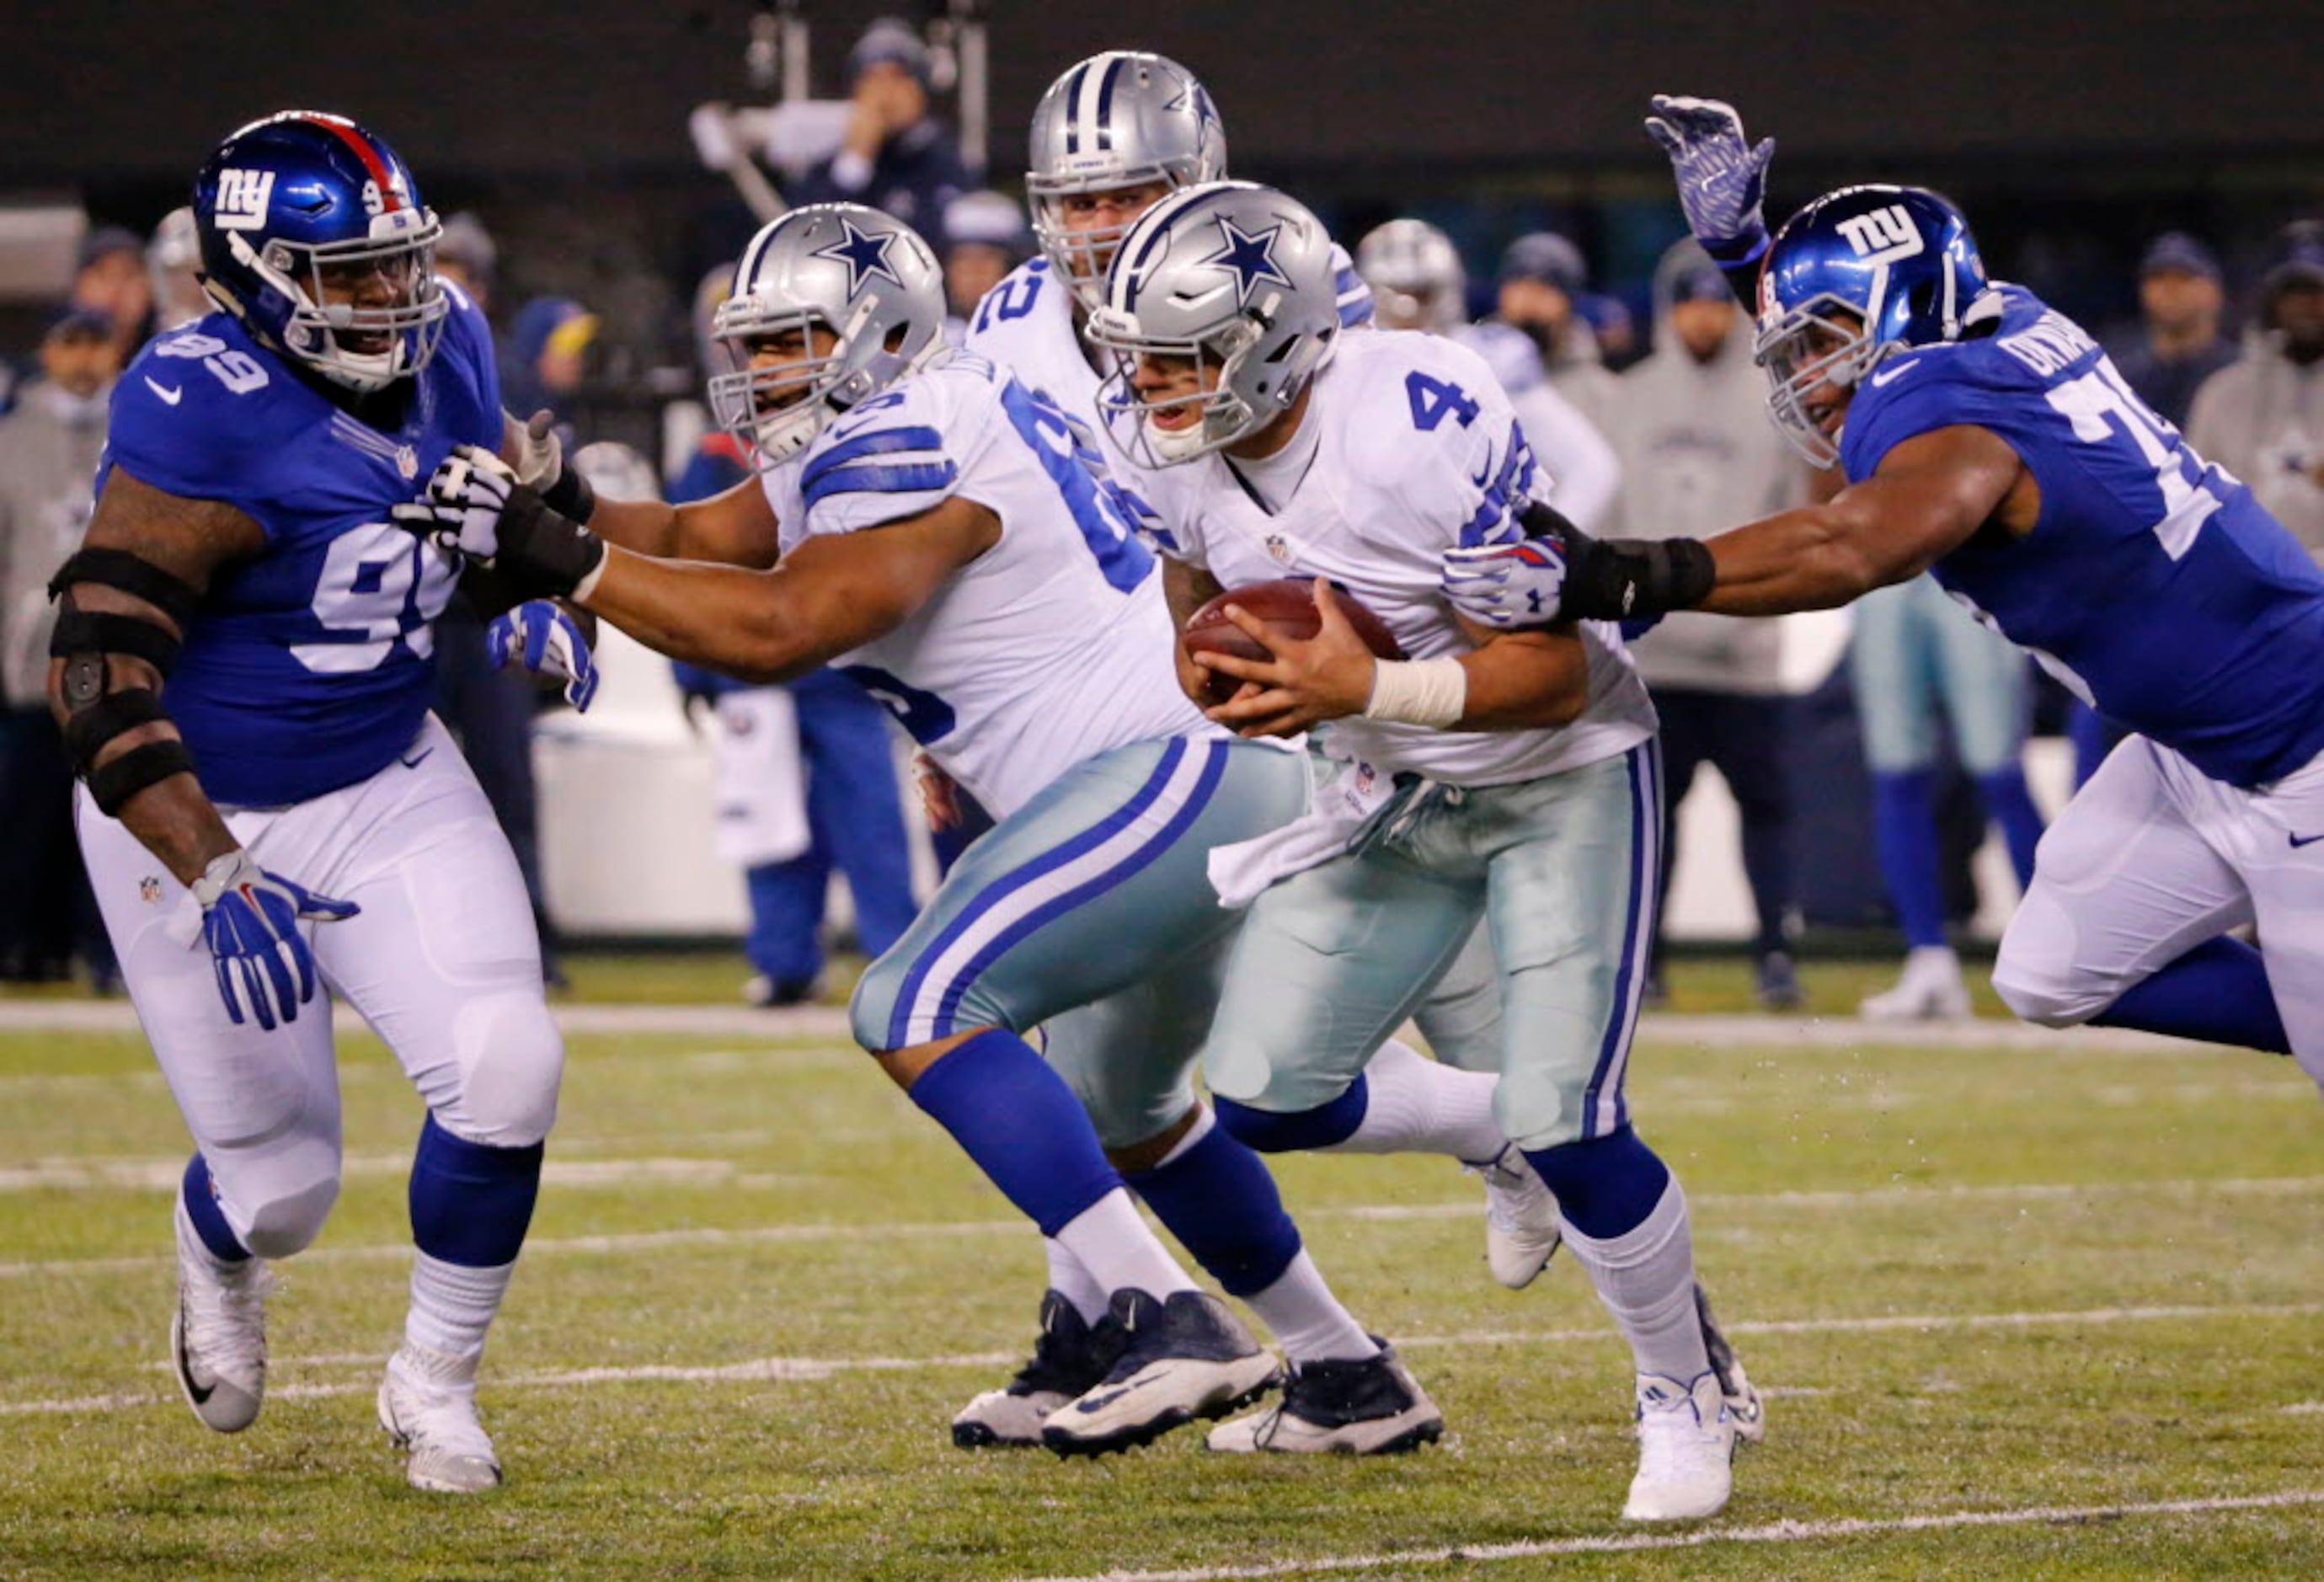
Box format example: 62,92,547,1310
3,963,2321,1579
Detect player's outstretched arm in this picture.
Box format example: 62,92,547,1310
496,409,782,569
1443,426,2026,625
47,468,254,884
578,495,1002,684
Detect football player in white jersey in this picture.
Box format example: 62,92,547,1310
964,52,1552,1326
1354,216,1623,532
1087,180,1760,1521
394,201,1478,1457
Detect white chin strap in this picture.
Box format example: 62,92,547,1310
1145,412,1214,462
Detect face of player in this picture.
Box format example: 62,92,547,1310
316,250,430,355
740,323,843,414
1784,314,1862,445
1056,180,1173,290
1124,348,1213,437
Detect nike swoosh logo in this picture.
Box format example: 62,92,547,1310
400,746,435,770
1869,360,1923,388
2292,831,2324,849
1073,1374,1162,1414
145,377,184,405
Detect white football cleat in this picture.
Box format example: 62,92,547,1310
1040,1290,1281,1457
952,1290,1123,1448
1207,1340,1442,1455
171,1202,270,1434
1471,1144,1561,1289
1859,945,1974,1022
378,1341,503,1494
1623,1371,1738,1522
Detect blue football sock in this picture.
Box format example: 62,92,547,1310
1522,1125,1673,1240
1871,769,1947,949
1211,1079,1370,1153
906,1028,1124,1237
2091,936,2291,1054
1126,1123,1301,1298
1974,767,2045,889
181,1154,250,1263
409,1114,544,1268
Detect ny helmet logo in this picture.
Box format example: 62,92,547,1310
1834,206,1924,264
214,168,275,232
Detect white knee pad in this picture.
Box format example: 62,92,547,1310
439,993,565,1146
1992,901,2110,1028
238,1175,340,1260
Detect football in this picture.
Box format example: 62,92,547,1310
1181,577,1408,706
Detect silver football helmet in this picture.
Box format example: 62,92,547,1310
1086,181,1343,467
1027,51,1228,313
1355,218,1466,331
707,203,948,468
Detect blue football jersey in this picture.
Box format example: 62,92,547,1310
1841,284,2324,788
99,289,499,806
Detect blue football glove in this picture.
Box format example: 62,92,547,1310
489,600,601,712
1441,538,1569,630
190,850,358,1031
1643,95,1776,258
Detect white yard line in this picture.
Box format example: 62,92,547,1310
1003,1489,2324,1582
0,998,2215,1051
9,1173,2321,1279
4,1300,2315,1419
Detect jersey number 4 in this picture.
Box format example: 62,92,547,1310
1406,372,1480,432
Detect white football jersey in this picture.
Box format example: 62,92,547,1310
766,351,1212,818
1139,329,1656,787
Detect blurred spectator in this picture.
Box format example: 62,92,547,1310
502,296,599,431
2187,220,2324,564
145,207,208,332
1611,243,1808,1009
1492,231,1620,435
1849,575,2045,1021
0,307,122,986
788,17,971,245
433,211,500,312
2103,232,2238,429
941,190,1031,342
71,225,152,362
672,265,919,1006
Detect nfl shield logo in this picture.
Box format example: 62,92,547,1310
397,446,419,480
139,876,163,904
1264,532,1292,564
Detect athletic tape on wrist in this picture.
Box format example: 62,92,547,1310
1363,656,1468,729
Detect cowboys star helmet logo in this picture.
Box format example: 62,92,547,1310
812,216,905,297
1201,216,1293,310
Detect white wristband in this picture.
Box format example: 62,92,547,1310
1362,656,1467,728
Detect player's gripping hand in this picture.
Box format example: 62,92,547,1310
1440,538,1569,629
1442,516,1718,627
190,850,358,1032
1643,95,1774,255
488,601,601,712
392,445,607,600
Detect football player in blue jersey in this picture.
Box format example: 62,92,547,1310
1444,97,2324,1082
48,111,597,1493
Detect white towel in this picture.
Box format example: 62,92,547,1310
712,689,810,868
1207,753,1398,909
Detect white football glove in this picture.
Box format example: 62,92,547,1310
393,445,521,562
1643,95,1776,255
488,601,601,712
506,407,564,492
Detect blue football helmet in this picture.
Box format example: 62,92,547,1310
1752,184,1992,465
193,110,447,392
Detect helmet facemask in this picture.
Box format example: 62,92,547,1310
708,290,943,470
1088,308,1332,468
1753,292,1886,469
230,208,449,393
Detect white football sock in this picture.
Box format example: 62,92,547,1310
1557,1176,1710,1383
1241,1249,1379,1365
404,1252,514,1361
1043,1236,1111,1324
1052,1189,1200,1302
1322,1038,1507,1164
